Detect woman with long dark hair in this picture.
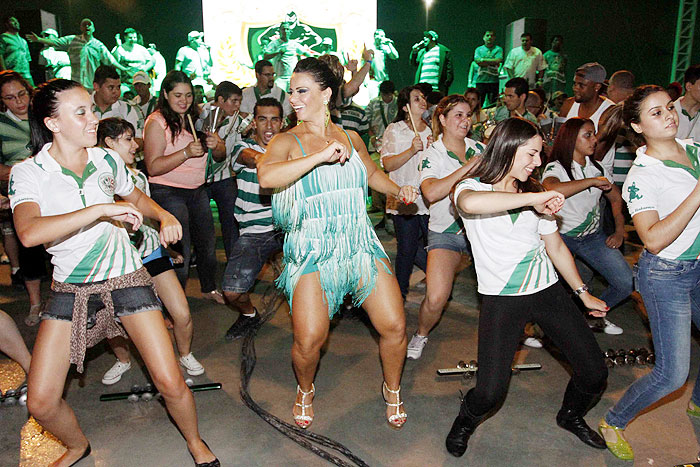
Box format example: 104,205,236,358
258,58,417,430
542,117,633,334
9,79,218,466
599,86,700,461
380,85,432,300
0,70,46,326
98,117,204,384
446,117,609,457
143,70,224,305
408,94,483,360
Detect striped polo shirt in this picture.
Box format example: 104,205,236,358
231,139,274,234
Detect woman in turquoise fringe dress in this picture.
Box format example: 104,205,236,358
258,58,418,430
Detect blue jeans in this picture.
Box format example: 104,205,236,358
207,177,239,261
605,250,700,428
561,229,633,309
393,214,428,298
150,183,218,293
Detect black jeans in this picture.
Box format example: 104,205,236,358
392,214,428,298
465,282,607,416
207,177,239,260
150,183,218,293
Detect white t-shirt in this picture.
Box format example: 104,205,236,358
9,144,142,283
240,85,292,117
504,46,546,86
455,178,559,295
420,135,484,233
127,168,161,258
380,120,430,215
674,98,700,142
623,139,700,260
542,158,612,237
113,43,152,72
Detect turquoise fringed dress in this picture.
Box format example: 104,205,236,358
272,130,390,318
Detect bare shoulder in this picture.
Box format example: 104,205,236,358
559,98,574,117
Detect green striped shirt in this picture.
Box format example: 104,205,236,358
0,111,31,166
232,139,274,234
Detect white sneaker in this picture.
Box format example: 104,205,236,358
523,337,543,348
179,353,205,376
406,334,428,360
602,318,623,335
102,360,131,385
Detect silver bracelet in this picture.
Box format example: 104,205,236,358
573,284,589,296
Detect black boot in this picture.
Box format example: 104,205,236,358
445,393,484,457
556,381,606,449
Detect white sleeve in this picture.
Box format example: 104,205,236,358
622,167,657,217
419,146,441,183
380,123,408,167
541,161,567,182
113,152,136,197
538,215,559,235
8,163,40,211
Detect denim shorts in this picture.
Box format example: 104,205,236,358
222,230,284,293
42,284,161,325
426,230,471,254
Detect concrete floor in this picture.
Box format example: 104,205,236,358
2,218,700,466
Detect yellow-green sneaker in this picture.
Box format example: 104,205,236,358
687,400,700,417
598,419,634,461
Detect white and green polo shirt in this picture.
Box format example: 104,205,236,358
9,144,142,283
92,94,143,138
127,168,161,258
542,157,612,238
623,139,700,260
420,135,484,233
231,139,274,235
455,178,559,296
0,110,32,167
674,98,700,142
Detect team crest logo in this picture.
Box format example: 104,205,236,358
98,173,116,196
627,182,642,201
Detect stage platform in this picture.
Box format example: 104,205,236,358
2,217,700,466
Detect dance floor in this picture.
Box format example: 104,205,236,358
2,215,700,466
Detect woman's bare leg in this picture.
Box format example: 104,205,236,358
0,309,31,373
120,310,215,464
417,249,462,336
151,270,193,357
361,259,408,423
26,319,89,467
290,272,330,423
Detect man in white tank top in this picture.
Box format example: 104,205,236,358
559,62,614,131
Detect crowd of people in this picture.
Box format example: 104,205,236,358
1,11,700,465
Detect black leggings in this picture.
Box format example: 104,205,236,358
465,282,607,416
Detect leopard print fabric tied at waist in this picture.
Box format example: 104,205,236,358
51,267,155,373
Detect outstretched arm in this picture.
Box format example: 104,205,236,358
542,231,609,316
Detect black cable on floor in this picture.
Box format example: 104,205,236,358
238,279,370,467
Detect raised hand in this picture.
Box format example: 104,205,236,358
531,190,565,215
589,176,612,191
102,201,143,230
186,140,206,159
158,211,182,246
319,141,350,164
411,135,424,154
398,185,419,204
